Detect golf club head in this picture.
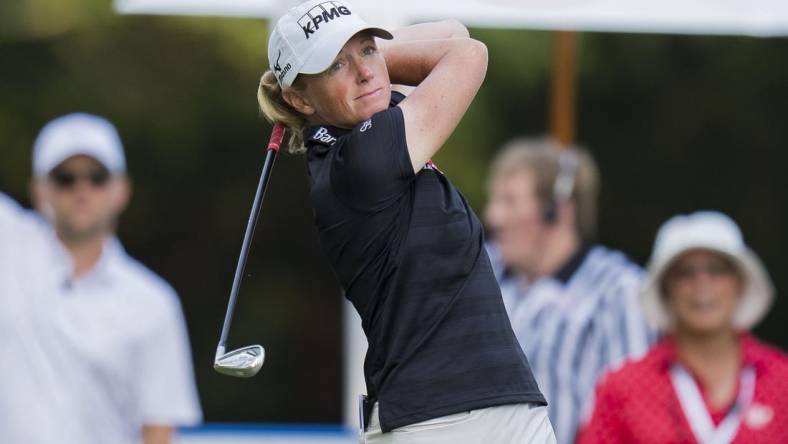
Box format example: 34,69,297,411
214,345,265,378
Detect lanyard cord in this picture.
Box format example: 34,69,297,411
670,364,756,444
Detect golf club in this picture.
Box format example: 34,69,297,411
214,122,285,377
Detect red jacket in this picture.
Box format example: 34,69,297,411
577,335,788,444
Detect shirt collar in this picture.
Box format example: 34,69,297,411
554,243,593,284
52,235,125,289
652,333,765,372
500,243,593,285
89,237,124,283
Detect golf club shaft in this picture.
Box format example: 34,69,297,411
217,123,286,353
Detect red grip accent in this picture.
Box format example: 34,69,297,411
267,122,286,152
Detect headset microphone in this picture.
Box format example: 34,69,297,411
544,149,579,224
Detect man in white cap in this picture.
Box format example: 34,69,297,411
0,113,201,444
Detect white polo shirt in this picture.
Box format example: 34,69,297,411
0,193,202,444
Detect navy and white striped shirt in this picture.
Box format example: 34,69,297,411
488,244,656,444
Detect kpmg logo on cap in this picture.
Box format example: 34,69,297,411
297,1,352,39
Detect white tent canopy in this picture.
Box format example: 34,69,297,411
115,0,404,27
115,0,788,36
115,0,281,18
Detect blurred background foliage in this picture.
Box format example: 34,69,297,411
1,0,786,424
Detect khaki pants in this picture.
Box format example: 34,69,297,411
361,403,557,444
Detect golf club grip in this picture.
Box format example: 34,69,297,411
268,122,286,152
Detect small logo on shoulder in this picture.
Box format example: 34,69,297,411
313,127,337,145
360,119,372,132
423,160,443,174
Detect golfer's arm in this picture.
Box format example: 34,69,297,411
142,425,173,444
381,19,469,45
381,20,470,96
385,38,488,172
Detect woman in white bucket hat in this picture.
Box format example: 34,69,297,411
257,1,553,443
578,211,788,444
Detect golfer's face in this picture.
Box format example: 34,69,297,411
302,33,391,128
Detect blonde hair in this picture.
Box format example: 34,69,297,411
257,70,308,154
488,137,600,241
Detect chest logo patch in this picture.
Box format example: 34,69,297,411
744,403,774,429
360,119,372,132
313,127,337,145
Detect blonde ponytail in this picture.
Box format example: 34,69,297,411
257,70,308,154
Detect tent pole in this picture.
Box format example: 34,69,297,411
549,30,578,147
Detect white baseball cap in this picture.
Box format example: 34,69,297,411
268,0,392,88
641,211,774,331
33,113,126,177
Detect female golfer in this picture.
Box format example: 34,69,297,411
578,211,788,443
259,1,553,442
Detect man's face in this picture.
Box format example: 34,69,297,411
35,155,129,242
485,169,549,274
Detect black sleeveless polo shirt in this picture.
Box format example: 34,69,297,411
305,92,545,432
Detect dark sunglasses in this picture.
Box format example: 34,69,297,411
667,258,737,281
49,168,111,189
